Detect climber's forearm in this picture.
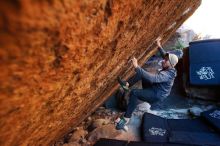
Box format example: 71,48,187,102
158,46,167,58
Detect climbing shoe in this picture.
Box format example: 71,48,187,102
115,117,128,131
117,77,129,91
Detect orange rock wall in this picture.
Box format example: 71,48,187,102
0,0,201,145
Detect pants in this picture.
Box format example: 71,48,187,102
124,69,160,118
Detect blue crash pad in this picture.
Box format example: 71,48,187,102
94,138,127,146
141,112,169,143
94,138,196,146
201,108,220,133
142,112,220,145
189,39,220,85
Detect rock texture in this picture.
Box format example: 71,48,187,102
0,0,201,145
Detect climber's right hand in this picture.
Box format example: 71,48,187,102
156,37,162,47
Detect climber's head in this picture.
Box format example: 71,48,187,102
162,53,178,69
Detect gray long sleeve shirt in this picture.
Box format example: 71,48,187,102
135,66,176,98
135,47,177,99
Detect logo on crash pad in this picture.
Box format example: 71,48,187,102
209,110,220,119
196,67,215,80
149,127,166,136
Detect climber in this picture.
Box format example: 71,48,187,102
115,37,179,130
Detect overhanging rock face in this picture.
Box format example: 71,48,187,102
0,0,201,145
